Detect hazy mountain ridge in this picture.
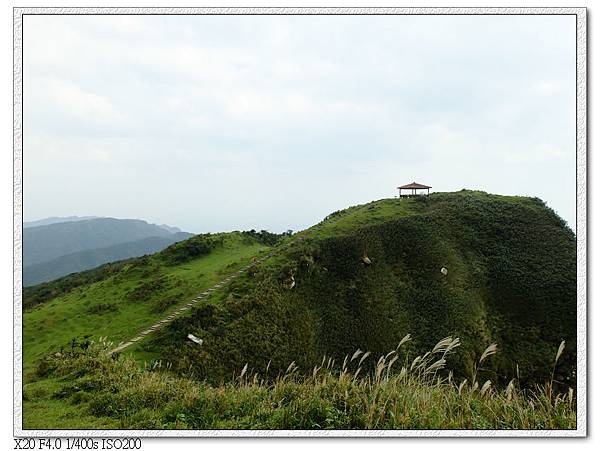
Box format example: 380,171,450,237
24,216,100,228
23,217,192,286
157,224,182,234
23,218,182,267
24,232,194,286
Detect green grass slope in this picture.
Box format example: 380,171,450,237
23,232,276,374
142,191,575,387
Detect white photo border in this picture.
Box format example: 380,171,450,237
13,6,588,438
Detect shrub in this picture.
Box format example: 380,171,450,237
241,229,287,246
160,235,224,265
150,297,179,314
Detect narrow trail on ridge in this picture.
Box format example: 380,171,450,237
109,238,301,355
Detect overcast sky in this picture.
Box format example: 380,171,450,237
23,14,576,233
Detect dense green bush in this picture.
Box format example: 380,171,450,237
159,235,224,265
241,229,290,246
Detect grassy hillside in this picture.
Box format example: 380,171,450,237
141,191,575,387
23,336,575,430
23,232,275,374
22,190,576,430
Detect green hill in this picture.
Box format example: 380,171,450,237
22,191,576,430
25,191,575,383
23,231,279,373
135,191,576,386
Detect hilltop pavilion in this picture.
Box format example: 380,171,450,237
397,182,431,198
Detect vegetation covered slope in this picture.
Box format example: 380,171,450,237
22,191,576,430
23,231,278,373
141,191,576,387
24,232,194,286
23,336,575,430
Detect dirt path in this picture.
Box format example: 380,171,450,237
109,239,299,354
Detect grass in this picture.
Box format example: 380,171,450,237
142,191,575,386
302,197,423,239
23,376,120,429
22,190,576,430
301,190,541,240
23,232,271,374
22,336,576,430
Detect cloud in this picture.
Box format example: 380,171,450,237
23,14,576,232
533,81,563,96
39,78,127,124
503,144,571,163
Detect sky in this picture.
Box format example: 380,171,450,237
23,14,576,233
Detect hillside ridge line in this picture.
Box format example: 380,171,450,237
109,238,300,354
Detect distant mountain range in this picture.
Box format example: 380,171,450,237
24,216,183,233
24,216,100,228
23,217,192,286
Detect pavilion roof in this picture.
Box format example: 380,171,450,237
397,182,432,189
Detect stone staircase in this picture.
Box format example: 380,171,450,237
108,238,301,354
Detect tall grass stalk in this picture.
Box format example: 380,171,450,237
27,336,576,430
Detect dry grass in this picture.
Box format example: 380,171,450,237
25,336,576,430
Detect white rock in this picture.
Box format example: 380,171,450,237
187,334,203,345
